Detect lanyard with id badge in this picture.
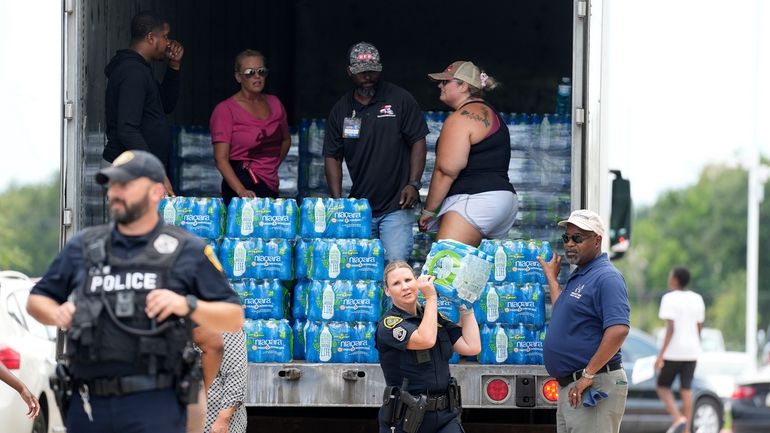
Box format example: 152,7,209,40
343,110,362,139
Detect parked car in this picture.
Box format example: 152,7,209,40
621,328,724,433
731,364,770,433
0,271,63,433
655,326,726,353
696,351,754,401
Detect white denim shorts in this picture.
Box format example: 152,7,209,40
434,190,518,239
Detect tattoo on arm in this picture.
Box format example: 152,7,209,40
460,108,490,128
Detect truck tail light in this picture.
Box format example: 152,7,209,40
543,379,559,402
0,346,21,370
486,378,510,402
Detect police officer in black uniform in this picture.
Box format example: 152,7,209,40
376,261,481,433
27,150,244,433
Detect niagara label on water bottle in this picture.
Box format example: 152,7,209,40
319,323,333,362
487,285,500,323
313,199,326,234
233,242,247,278
241,200,254,236
322,282,335,320
494,245,507,281
162,199,176,225
328,242,341,279
495,325,508,363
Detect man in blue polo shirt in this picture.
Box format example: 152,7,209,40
538,209,630,433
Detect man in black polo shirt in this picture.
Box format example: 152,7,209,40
324,41,429,262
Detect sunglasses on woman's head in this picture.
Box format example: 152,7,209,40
241,67,269,78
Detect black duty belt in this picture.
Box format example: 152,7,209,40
425,394,449,411
79,374,175,397
557,361,623,387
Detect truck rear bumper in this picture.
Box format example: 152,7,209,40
245,362,559,409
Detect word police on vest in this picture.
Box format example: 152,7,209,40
89,272,160,292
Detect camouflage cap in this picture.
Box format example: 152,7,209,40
348,41,382,74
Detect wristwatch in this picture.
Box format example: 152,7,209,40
185,295,198,318
581,368,596,380
408,180,422,191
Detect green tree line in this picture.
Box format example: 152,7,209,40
615,163,770,350
0,173,60,276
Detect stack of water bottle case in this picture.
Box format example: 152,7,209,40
157,197,551,365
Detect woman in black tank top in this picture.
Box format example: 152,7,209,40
419,61,518,246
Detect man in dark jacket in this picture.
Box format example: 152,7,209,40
104,11,184,196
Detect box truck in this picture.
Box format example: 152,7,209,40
59,0,627,430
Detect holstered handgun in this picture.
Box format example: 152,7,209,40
176,341,201,405
448,377,462,413
399,378,427,433
50,363,74,423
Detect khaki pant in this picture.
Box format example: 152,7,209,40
556,368,628,433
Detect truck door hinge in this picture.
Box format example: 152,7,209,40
64,102,74,120
575,108,586,125
577,1,587,19
64,0,75,14
63,209,73,227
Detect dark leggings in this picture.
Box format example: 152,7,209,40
222,160,278,207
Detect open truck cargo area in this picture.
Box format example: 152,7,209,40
61,0,605,430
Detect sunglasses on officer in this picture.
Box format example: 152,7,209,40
561,233,596,244
241,67,269,78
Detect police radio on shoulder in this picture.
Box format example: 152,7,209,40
185,295,198,317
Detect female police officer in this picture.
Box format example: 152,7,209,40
376,261,481,433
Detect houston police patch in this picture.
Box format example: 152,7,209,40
204,245,224,272
393,326,407,342
383,316,403,329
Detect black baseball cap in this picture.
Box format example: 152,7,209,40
96,150,166,185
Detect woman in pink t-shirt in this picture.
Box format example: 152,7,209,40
210,49,290,205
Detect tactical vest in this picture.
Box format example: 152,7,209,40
66,224,193,376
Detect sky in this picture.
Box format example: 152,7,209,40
603,0,770,205
1,1,769,207
0,1,61,190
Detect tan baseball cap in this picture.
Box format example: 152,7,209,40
558,209,606,236
428,61,482,88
